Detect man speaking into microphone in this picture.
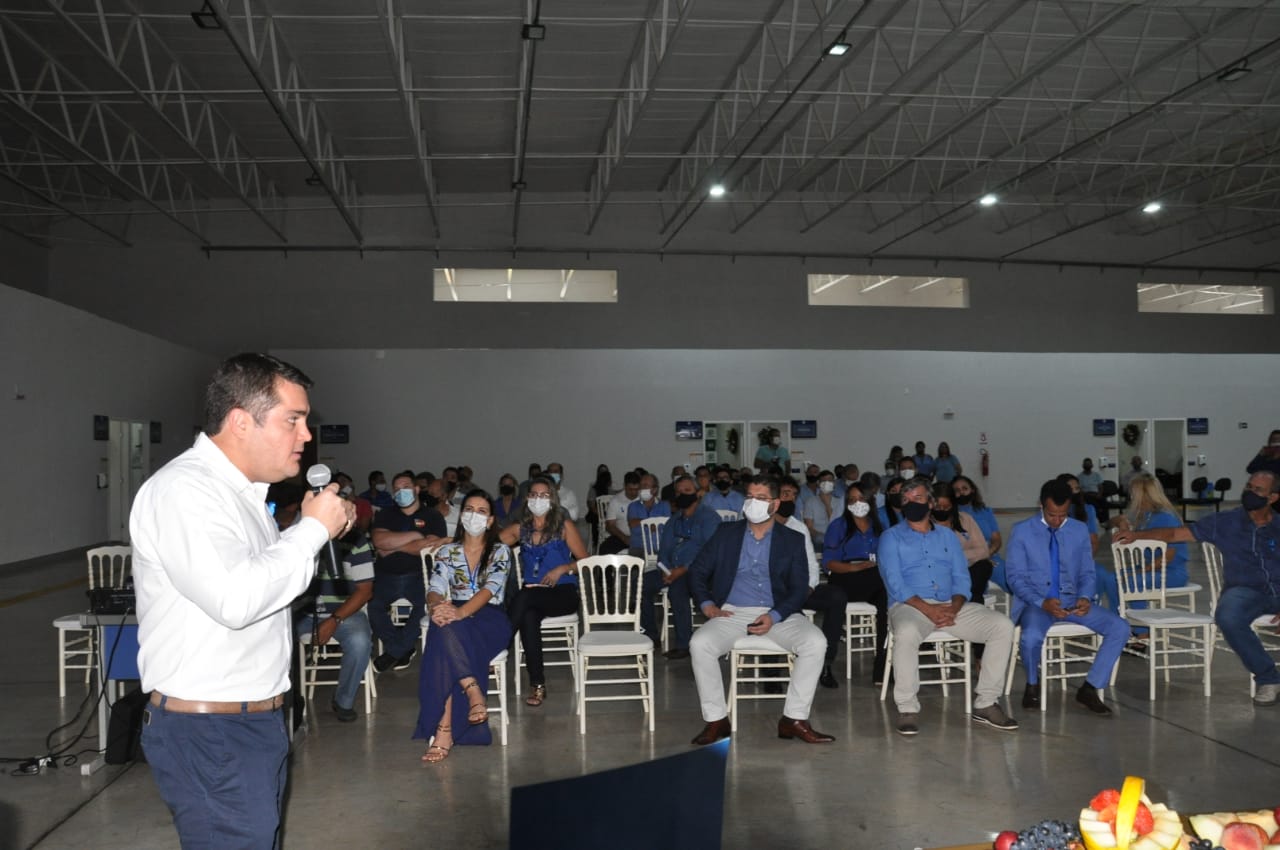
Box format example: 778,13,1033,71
130,353,353,849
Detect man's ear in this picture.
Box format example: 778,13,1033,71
225,407,252,438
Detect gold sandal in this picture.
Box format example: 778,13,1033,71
525,684,547,707
422,724,452,763
463,681,487,725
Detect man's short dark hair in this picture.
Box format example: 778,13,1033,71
204,352,312,435
778,475,801,494
1040,479,1073,506
674,474,696,488
393,469,416,485
368,470,384,486
623,471,641,486
749,474,780,499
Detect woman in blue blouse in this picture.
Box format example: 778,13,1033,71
822,482,889,684
416,490,513,763
933,442,963,484
952,475,1005,589
491,473,522,524
1096,474,1189,618
498,476,588,707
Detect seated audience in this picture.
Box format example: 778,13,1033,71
334,471,373,535
1005,480,1127,715
885,445,905,478
426,478,459,537
911,441,936,479
693,465,712,497
703,465,746,517
953,475,1005,590
1096,473,1189,630
801,469,837,547
545,462,580,521
931,482,992,604
660,465,685,503
880,476,906,528
650,475,721,659
361,469,394,512
499,477,588,707
778,477,843,688
834,463,860,501
416,491,514,762
1077,457,1108,523
491,473,522,524
516,462,542,502
628,472,672,557
585,464,614,550
823,482,889,684
878,477,1017,736
601,471,639,555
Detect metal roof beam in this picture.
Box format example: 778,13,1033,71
378,0,439,240
205,0,362,243
0,133,132,246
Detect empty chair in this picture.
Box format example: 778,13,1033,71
575,555,654,734
594,495,611,554
54,545,132,697
843,602,878,680
1110,541,1214,700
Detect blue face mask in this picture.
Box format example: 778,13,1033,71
393,488,415,508
549,472,561,485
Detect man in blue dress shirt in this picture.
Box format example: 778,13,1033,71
653,475,721,659
702,465,746,517
1006,479,1128,715
688,476,834,746
879,478,1017,736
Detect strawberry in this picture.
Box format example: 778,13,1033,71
1132,804,1154,836
1091,790,1121,812
1099,805,1118,826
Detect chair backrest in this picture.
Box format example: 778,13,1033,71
576,555,645,632
1100,480,1119,498
1213,477,1232,500
716,509,739,522
1110,540,1168,614
640,517,667,566
594,495,612,552
1202,542,1223,611
87,545,132,590
420,549,435,596
1190,476,1209,494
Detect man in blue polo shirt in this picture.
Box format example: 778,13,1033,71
650,475,721,659
879,477,1017,736
702,465,745,517
1116,470,1280,706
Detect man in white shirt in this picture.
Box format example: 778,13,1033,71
130,353,352,850
601,471,640,555
545,461,580,520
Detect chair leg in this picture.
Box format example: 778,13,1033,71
57,630,67,699
577,653,587,735
878,635,894,703
513,632,523,697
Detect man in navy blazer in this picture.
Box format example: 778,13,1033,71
687,475,834,746
1006,479,1128,715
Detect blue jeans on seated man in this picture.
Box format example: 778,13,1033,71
640,570,692,650
369,572,425,660
1094,564,1188,633
1016,602,1129,688
296,610,372,710
1215,585,1280,686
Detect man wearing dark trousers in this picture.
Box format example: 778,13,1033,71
131,353,354,849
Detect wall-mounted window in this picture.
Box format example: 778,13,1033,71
433,268,617,303
1136,283,1272,314
807,274,968,308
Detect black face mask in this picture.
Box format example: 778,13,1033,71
421,494,440,508
715,479,731,491
901,501,931,522
776,501,796,518
931,509,952,523
499,484,515,496
674,493,698,510
954,493,973,506
805,474,818,484
1242,490,1271,512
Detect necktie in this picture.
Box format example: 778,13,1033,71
1048,526,1061,600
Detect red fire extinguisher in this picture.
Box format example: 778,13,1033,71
980,448,990,477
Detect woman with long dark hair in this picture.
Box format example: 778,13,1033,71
931,482,992,604
822,483,889,684
415,490,513,763
952,475,1005,589
498,476,589,707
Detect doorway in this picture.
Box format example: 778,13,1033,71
747,420,796,474
702,421,745,470
1115,418,1187,499
107,419,149,543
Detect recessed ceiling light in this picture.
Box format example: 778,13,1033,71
708,183,726,198
1142,201,1163,214
826,42,850,56
978,193,998,207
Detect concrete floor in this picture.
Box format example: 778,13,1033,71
4,508,1279,850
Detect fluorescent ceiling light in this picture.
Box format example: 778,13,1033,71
827,42,850,56
1142,201,1162,214
708,183,726,198
979,193,998,207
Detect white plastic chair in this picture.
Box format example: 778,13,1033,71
843,601,878,680
1203,542,1279,696
640,517,671,651
729,634,794,731
879,628,973,713
1005,622,1104,706
575,555,653,734
510,547,579,696
297,625,377,716
54,545,132,698
716,509,740,522
417,616,511,746
1111,541,1214,700
594,495,611,554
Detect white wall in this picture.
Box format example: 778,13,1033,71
274,347,1280,510
0,283,216,565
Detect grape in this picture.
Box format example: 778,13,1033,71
1010,819,1082,850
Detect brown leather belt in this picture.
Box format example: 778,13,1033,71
150,691,285,714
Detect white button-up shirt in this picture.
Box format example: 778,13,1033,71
130,433,328,701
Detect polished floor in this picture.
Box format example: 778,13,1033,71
4,509,1279,850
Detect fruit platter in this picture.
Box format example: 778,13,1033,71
980,776,1280,850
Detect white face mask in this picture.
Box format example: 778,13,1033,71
527,496,552,517
900,469,916,480
850,501,871,518
770,436,781,447
743,497,772,524
819,481,835,494
374,482,387,492
639,488,654,502
460,509,489,536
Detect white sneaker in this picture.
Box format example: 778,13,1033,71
1254,683,1280,707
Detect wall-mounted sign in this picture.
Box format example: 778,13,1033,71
790,420,817,439
1092,418,1116,437
319,424,350,444
150,421,162,444
1187,417,1209,436
94,414,109,441
675,421,703,441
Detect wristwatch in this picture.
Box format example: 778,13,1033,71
331,614,345,625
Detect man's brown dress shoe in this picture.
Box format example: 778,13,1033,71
691,718,731,746
777,716,835,743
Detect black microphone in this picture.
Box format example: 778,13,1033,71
305,463,340,575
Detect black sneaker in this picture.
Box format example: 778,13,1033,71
1075,684,1112,715
819,665,838,689
331,700,358,722
372,653,397,674
392,649,417,671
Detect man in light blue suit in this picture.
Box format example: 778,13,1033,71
1006,479,1129,715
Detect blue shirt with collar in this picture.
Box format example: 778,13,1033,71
1005,514,1095,611
702,488,745,516
658,502,720,568
724,524,777,619
877,520,969,606
1192,507,1280,596
627,498,671,553
913,453,936,478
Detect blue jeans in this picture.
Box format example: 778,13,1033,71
295,611,372,710
640,571,691,650
369,572,425,659
142,701,289,850
1016,603,1130,688
1215,585,1280,685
